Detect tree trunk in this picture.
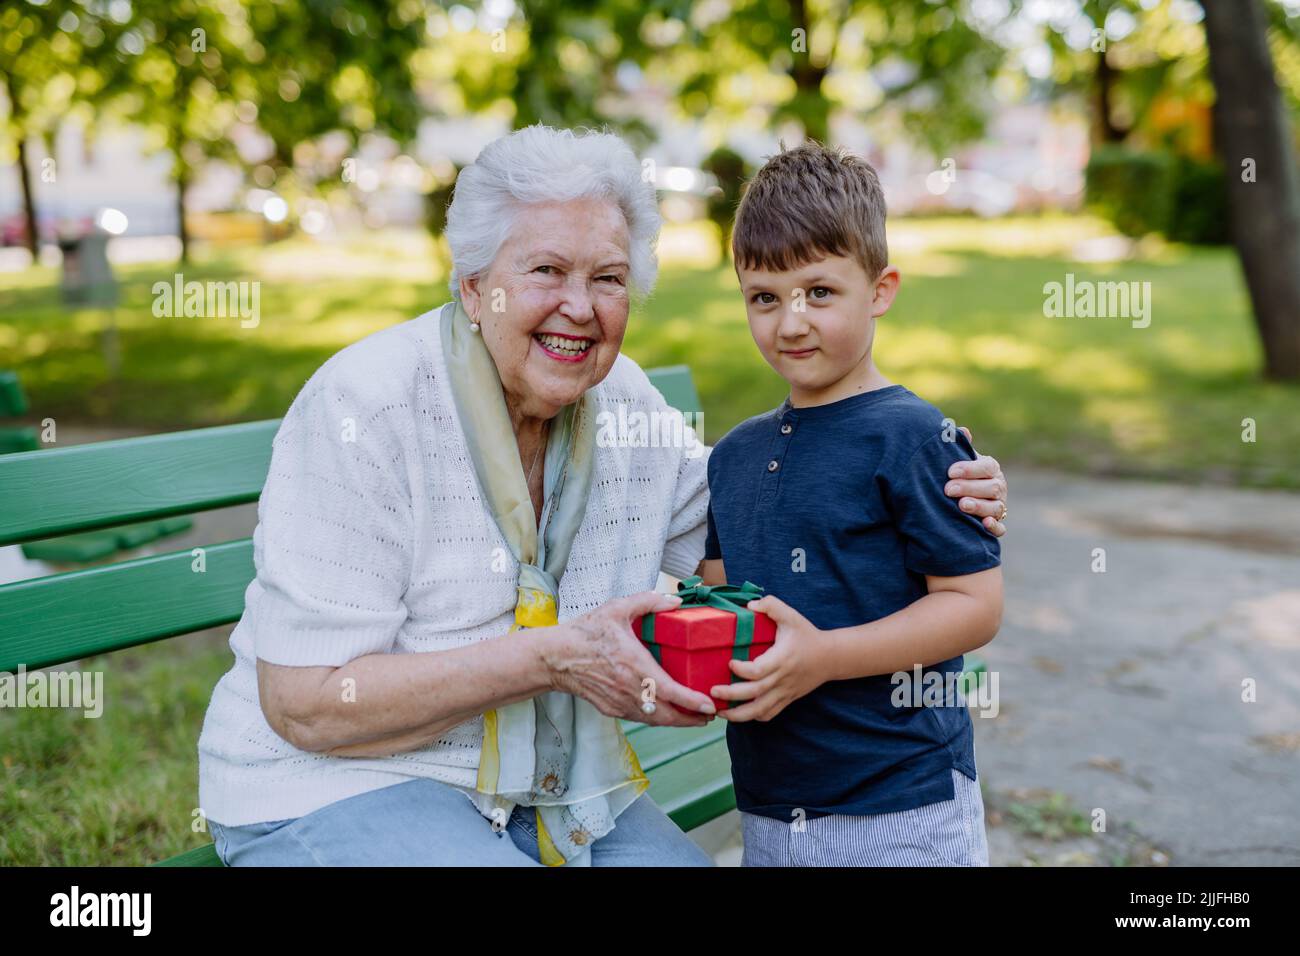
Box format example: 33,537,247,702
174,145,190,264
1201,0,1300,380
1095,48,1126,144
15,135,38,257
4,72,38,257
788,0,830,143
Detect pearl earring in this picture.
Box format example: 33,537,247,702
469,314,480,333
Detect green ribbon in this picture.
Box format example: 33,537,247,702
641,576,766,707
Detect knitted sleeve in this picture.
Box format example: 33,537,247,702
245,366,415,667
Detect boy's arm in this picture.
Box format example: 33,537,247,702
696,558,727,585
818,566,1002,679
691,493,727,585
657,378,712,581
821,425,1004,675
714,569,1000,722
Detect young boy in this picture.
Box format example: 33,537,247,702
700,143,1003,866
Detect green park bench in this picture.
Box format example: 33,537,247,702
0,371,192,562
0,364,985,866
0,371,40,455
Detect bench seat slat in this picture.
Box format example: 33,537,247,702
645,737,736,831
0,540,253,672
153,844,224,867
620,720,727,771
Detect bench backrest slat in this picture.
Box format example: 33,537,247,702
0,368,700,548
0,540,253,673
0,421,278,546
0,365,700,671
642,365,701,417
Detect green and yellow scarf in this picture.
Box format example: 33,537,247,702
438,298,648,866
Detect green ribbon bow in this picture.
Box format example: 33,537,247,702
640,576,766,706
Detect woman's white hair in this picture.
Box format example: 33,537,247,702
445,124,661,302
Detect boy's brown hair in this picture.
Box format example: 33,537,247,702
731,141,888,284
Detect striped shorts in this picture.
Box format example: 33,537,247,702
740,768,990,867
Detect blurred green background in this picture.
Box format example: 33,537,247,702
3,217,1295,487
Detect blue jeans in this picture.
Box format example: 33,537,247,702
208,777,714,866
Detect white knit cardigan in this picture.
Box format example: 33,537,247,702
197,304,711,827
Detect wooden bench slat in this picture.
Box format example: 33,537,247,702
0,539,253,672
21,517,194,563
0,370,29,417
644,737,735,831
621,720,727,771
21,529,124,563
0,366,697,549
0,420,278,546
153,844,224,867
644,365,702,416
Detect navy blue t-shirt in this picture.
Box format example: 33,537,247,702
704,384,1001,821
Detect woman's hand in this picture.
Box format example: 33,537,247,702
947,426,1009,538
542,591,717,727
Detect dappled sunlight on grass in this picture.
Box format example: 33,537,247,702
965,335,1046,371
898,369,976,404
1083,395,1171,454
19,331,52,358
658,221,724,270
253,229,447,284
1151,325,1259,376
1043,348,1153,393
893,251,970,277
890,214,1119,257
652,317,700,348
215,377,270,420
875,326,961,369
2,218,1297,488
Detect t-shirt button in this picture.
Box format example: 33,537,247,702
780,423,793,435
767,459,779,472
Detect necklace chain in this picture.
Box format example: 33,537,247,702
526,422,550,485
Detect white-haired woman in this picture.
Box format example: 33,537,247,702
196,125,1010,866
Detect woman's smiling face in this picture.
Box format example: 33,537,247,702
461,197,632,422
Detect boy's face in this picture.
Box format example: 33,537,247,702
737,253,900,404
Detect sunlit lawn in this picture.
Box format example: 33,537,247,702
2,215,1299,865
0,631,232,866
0,215,1294,486
2,216,1295,488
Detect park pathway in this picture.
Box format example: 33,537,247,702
972,466,1300,866
701,466,1300,866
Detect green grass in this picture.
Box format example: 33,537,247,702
629,221,1300,490
0,632,233,865
2,217,1296,487
1003,791,1095,842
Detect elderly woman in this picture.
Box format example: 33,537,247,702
197,125,1010,866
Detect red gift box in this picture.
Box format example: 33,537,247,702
633,603,776,711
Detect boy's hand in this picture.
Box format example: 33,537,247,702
712,595,829,723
